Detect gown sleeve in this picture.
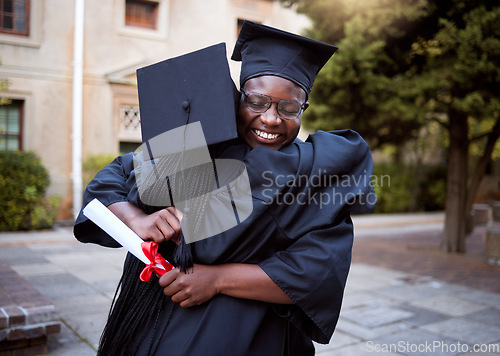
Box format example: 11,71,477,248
73,153,136,247
257,130,376,344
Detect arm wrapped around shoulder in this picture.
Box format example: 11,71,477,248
74,153,137,247
307,129,376,214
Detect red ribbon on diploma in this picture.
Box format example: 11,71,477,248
139,241,174,282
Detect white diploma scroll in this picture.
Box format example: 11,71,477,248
82,198,152,265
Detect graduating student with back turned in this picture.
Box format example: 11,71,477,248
74,21,376,355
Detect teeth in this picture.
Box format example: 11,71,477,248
254,130,279,140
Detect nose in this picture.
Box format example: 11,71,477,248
259,103,281,126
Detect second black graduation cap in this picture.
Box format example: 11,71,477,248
232,21,337,96
137,43,239,146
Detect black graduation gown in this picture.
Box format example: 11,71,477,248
74,130,376,355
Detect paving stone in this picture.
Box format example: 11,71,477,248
346,275,396,292
62,312,108,335
336,317,411,341
103,291,116,300
456,342,500,355
52,294,112,317
68,267,122,285
42,252,112,269
0,309,7,329
90,279,121,295
0,246,48,265
463,308,500,328
445,287,500,309
370,328,465,356
24,305,58,324
319,341,402,355
348,264,408,284
11,262,64,277
3,306,25,326
341,304,415,328
23,273,98,300
84,330,104,350
409,295,489,317
45,322,61,335
372,282,447,302
95,249,128,266
26,243,83,255
421,318,500,345
397,304,451,327
2,213,499,355
341,291,397,310
45,322,96,356
352,226,500,294
314,330,361,353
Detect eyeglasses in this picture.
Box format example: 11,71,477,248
241,89,306,120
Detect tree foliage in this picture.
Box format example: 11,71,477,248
281,0,500,252
285,0,432,150
412,2,500,252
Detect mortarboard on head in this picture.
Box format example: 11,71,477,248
231,20,338,96
137,43,239,146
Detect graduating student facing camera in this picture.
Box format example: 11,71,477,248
74,21,376,356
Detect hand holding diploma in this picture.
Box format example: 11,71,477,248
82,198,174,281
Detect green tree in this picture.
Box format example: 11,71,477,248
411,3,500,252
281,0,499,252
283,0,430,151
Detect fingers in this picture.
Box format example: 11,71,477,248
169,288,202,308
151,214,177,243
159,268,201,308
161,273,191,306
161,208,181,242
167,206,184,222
159,268,179,288
144,208,182,244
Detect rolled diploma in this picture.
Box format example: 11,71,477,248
83,198,160,267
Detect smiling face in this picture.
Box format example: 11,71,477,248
237,76,309,150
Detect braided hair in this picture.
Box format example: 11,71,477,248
98,241,179,355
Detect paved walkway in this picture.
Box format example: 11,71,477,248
0,213,499,355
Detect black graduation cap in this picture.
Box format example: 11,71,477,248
137,43,239,145
135,43,240,272
231,21,338,96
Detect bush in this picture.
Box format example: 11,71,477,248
419,164,447,211
0,151,60,231
83,153,117,188
373,162,446,213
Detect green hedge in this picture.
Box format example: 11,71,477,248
82,153,117,188
0,151,60,231
373,162,446,213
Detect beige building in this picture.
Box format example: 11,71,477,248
0,0,309,219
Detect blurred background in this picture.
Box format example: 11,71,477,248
0,0,499,255
0,2,499,354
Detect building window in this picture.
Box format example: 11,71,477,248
0,100,23,150
125,0,158,29
120,104,141,133
0,0,29,36
118,104,141,152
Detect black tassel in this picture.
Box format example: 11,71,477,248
174,231,193,273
